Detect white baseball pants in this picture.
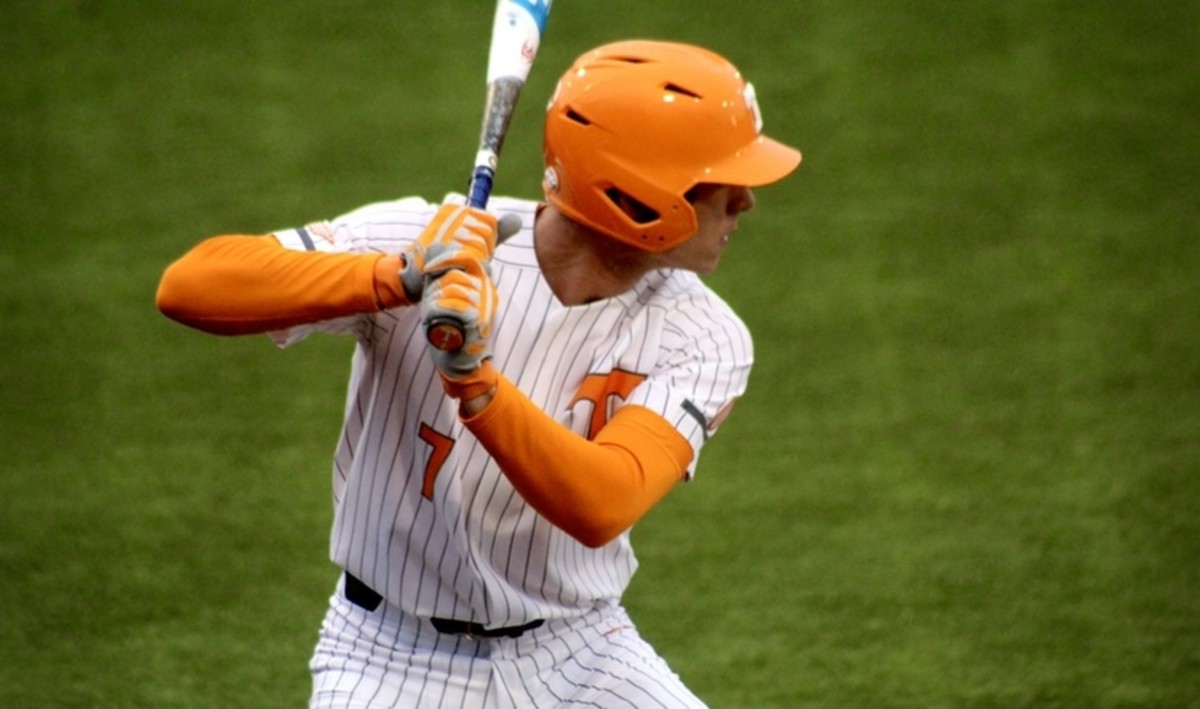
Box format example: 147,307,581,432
309,579,708,708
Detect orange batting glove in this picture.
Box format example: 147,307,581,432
420,258,500,399
398,203,498,301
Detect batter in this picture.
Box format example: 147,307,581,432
157,40,801,708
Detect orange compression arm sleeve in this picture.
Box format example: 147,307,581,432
156,235,409,335
462,374,695,548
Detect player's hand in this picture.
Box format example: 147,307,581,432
421,257,498,386
398,204,499,301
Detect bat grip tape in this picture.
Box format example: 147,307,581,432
467,166,495,209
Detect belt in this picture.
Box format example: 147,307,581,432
343,572,545,639
429,616,545,638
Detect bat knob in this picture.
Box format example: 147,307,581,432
426,318,466,352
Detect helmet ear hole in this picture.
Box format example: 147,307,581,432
565,108,591,126
603,187,659,225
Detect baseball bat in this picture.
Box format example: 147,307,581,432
426,0,553,353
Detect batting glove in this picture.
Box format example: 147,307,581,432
398,203,499,302
421,258,499,395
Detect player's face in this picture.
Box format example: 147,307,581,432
659,184,756,274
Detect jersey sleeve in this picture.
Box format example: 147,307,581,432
626,281,754,478
267,197,437,347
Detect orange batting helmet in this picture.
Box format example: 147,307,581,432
542,40,802,252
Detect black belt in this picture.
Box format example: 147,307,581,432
343,571,384,611
343,572,544,638
429,616,545,638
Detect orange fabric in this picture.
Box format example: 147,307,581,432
372,254,408,307
156,235,410,335
462,375,695,548
440,361,501,403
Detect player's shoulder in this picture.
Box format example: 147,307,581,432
319,193,541,255
479,194,541,245
480,194,540,215
645,269,752,349
336,193,538,223
311,196,436,253
651,269,743,318
478,194,542,266
334,195,438,226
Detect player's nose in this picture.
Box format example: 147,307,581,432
729,186,755,215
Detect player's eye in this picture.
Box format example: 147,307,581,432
684,183,722,204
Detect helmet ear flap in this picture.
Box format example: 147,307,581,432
592,168,697,251
597,185,675,251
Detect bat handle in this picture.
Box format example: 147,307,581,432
466,164,496,209
425,164,496,353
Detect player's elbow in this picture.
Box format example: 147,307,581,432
156,260,196,324
157,255,241,335
561,512,633,549
156,259,226,334
156,237,270,336
572,526,623,549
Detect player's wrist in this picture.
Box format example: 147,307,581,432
373,254,417,308
459,387,497,418
440,360,499,407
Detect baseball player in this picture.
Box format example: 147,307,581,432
157,40,800,708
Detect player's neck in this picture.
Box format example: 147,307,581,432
535,207,656,306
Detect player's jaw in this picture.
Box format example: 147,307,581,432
660,184,756,274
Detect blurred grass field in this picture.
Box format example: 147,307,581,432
2,1,1198,707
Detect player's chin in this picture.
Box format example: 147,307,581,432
689,252,724,275
664,233,727,274
699,239,733,273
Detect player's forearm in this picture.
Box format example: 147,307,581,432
156,235,409,335
462,374,693,548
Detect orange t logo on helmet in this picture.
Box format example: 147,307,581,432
541,40,801,252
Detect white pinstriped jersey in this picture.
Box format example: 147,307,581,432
271,194,753,629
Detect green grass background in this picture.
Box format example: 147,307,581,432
3,1,1198,706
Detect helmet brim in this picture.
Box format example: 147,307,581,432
698,135,802,188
